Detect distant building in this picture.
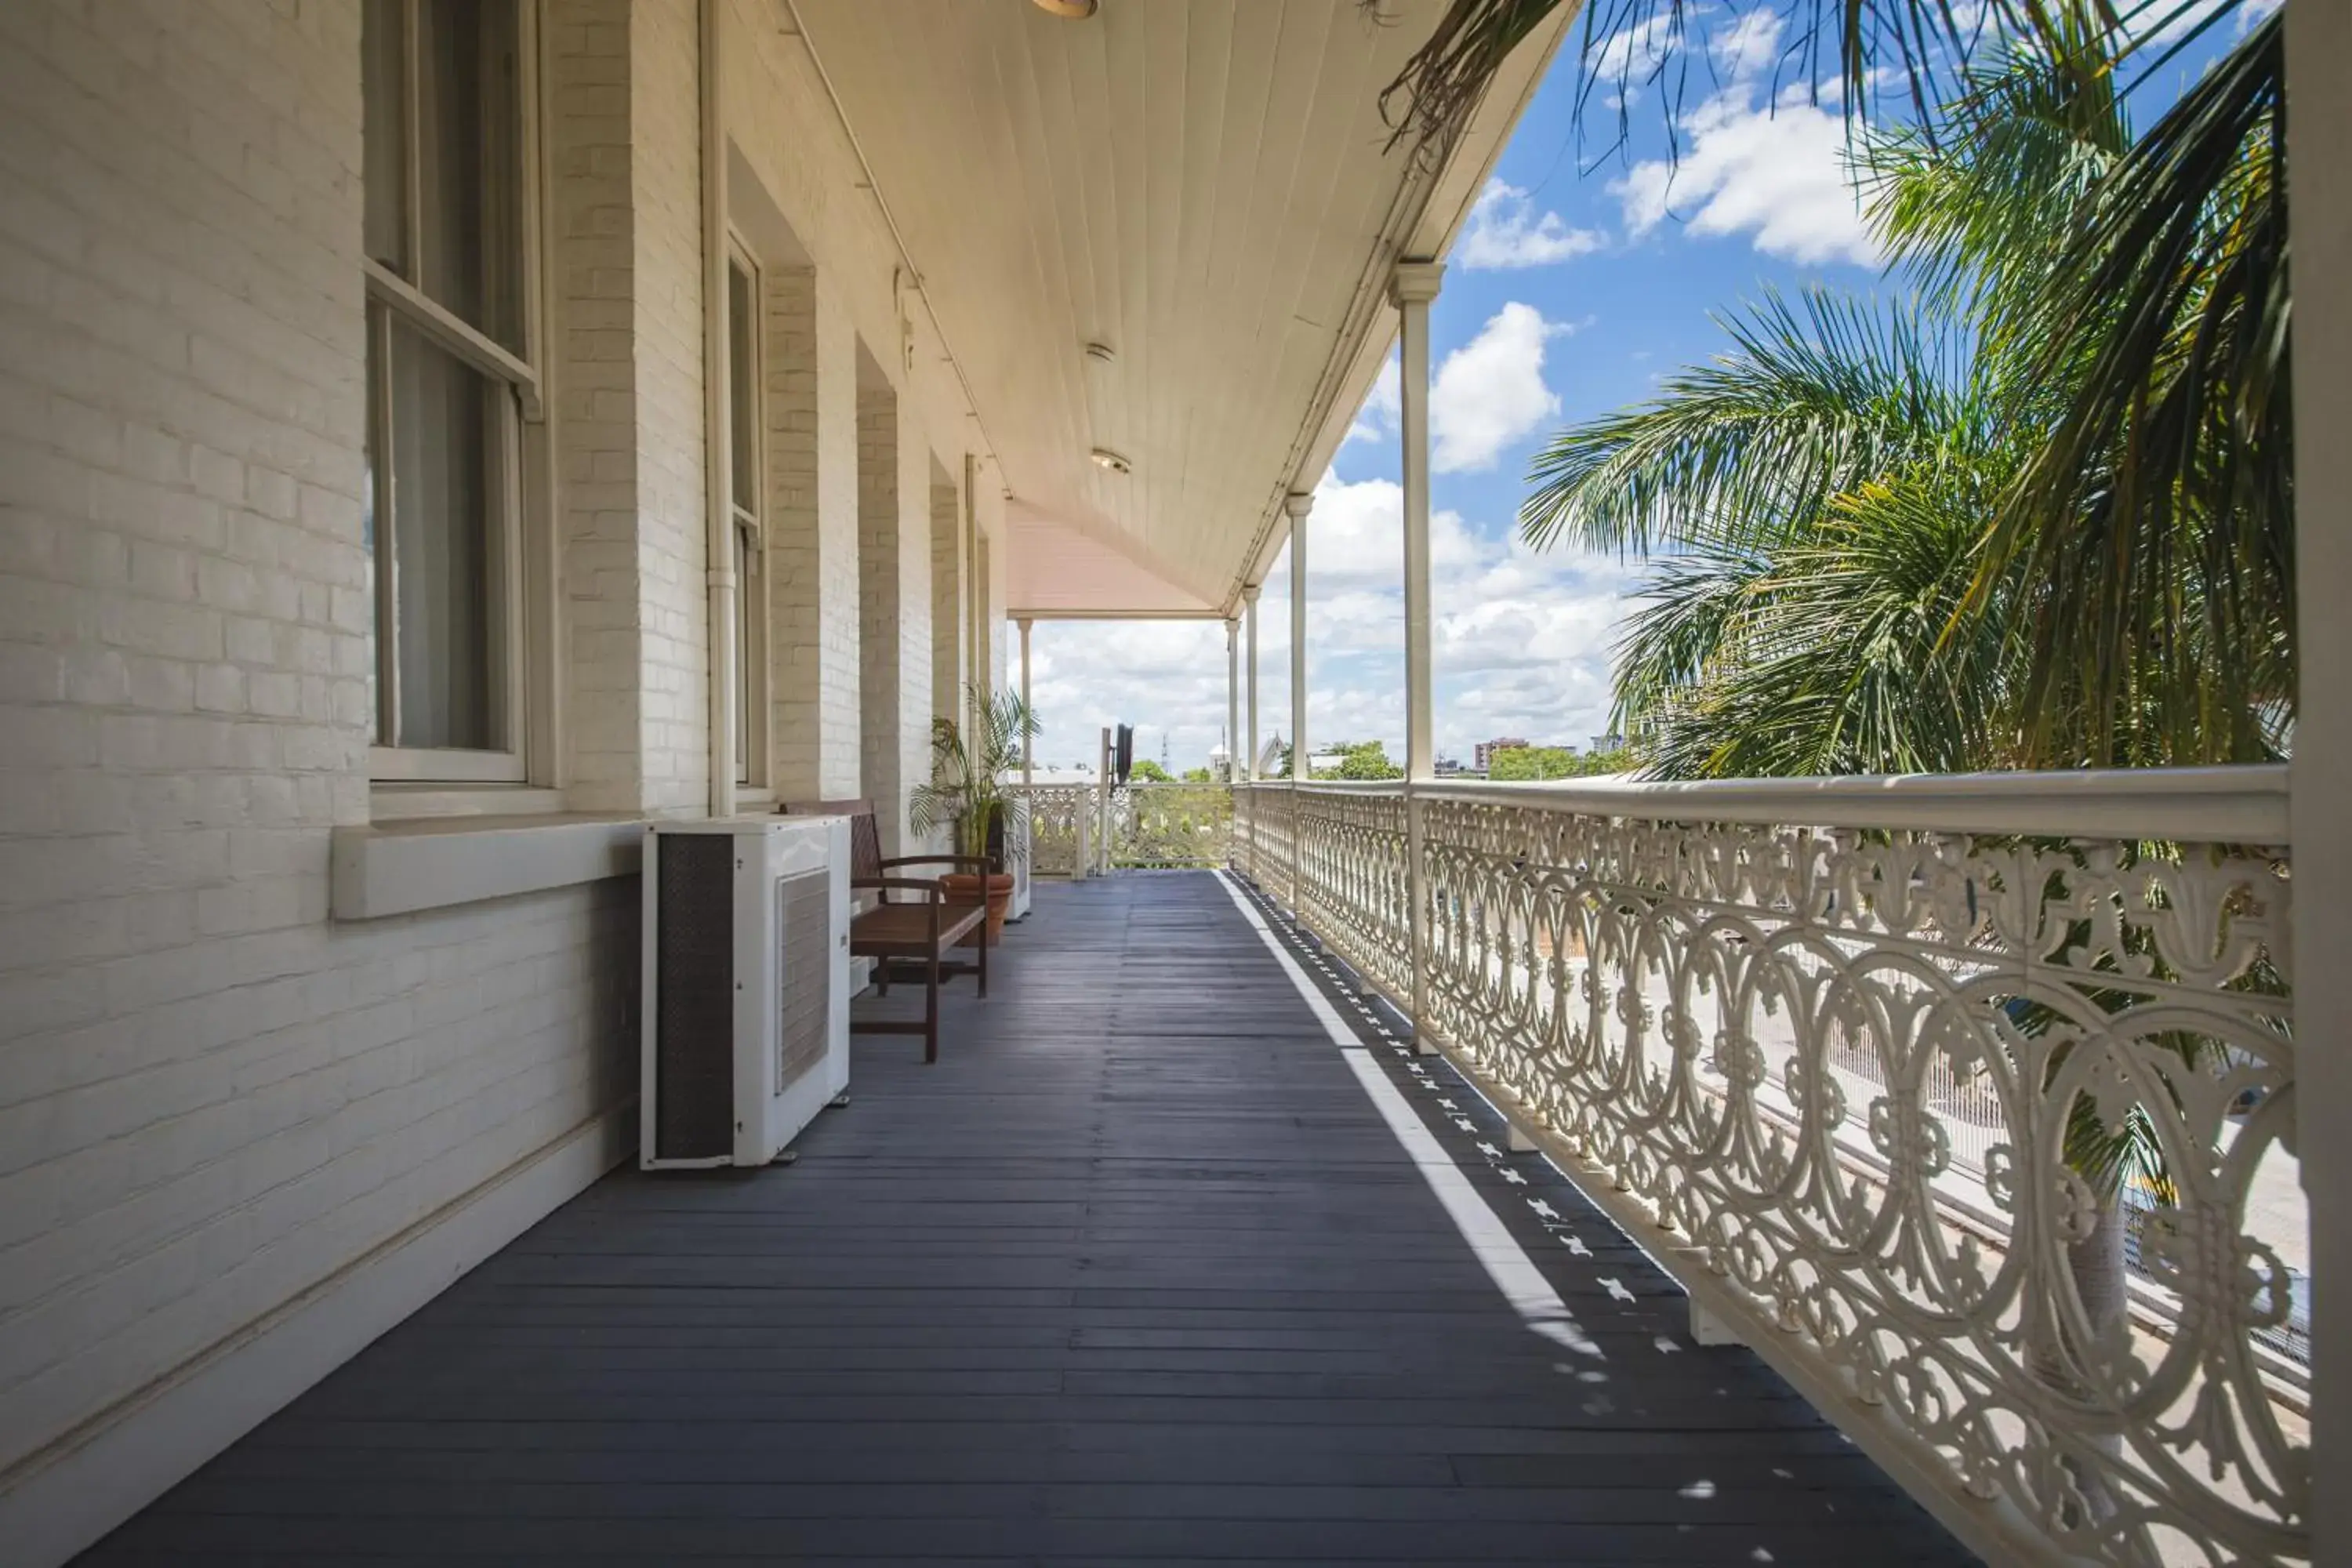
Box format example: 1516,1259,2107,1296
1474,737,1530,771
1591,733,1624,754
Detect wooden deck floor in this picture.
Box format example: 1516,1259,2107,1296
81,873,1976,1566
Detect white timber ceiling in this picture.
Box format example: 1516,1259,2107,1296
788,0,1569,618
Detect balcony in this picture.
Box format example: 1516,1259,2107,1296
2,2,2340,1565
80,871,1978,1565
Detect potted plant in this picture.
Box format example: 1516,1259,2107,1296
908,686,1038,944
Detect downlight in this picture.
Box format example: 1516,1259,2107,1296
1033,0,1098,16
1089,448,1131,475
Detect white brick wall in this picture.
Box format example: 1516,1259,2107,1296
0,0,633,1519
930,470,964,733
766,265,861,802
549,0,644,811
626,0,707,818
0,1,1009,1555
858,383,906,851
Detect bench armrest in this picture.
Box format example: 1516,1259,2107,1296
851,876,942,903
879,854,1000,874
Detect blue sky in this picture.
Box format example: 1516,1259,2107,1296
1025,2,2262,775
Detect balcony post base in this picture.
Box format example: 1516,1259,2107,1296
1689,1300,1743,1348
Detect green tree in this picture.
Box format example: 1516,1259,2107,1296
1509,29,2262,1460
1312,740,1403,780
1128,758,1174,783
1378,0,2289,771
1521,26,2284,775
1181,766,1214,783
1486,745,1579,780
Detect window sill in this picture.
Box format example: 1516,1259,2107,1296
370,784,568,821
332,813,643,921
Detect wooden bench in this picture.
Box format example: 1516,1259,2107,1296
784,800,992,1064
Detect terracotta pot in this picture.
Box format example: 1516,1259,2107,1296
940,871,1016,946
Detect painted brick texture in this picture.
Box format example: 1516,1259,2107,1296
765,265,860,801
0,0,634,1493
857,384,906,852
548,0,645,813
626,0,708,818
930,473,964,733
0,0,1001,1549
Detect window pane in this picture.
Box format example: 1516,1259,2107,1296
728,259,757,517
361,0,406,270
387,319,499,752
735,528,753,785
416,0,524,351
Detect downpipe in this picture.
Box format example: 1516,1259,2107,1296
699,0,735,819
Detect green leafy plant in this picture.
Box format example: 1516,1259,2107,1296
907,687,1041,868
1486,745,1631,779
1311,739,1404,780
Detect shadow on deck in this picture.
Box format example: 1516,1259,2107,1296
81,873,1976,1566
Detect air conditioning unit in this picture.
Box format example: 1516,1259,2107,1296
1006,808,1032,921
640,815,850,1170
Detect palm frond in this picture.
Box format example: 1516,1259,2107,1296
1624,470,2020,779
1979,15,2290,768
1371,0,2122,162
1521,289,1997,558
1860,18,2129,336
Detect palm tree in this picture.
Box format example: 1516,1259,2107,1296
1379,0,2292,764
909,687,1041,867
1515,38,2248,1509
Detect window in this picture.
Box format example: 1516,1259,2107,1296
727,240,768,788
362,0,535,782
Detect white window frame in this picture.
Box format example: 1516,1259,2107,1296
727,233,769,792
364,0,543,787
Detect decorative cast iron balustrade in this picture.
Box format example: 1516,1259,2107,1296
1010,782,1235,873
1294,785,1412,1002
1109,783,1232,869
1231,774,2304,1568
1008,783,1092,877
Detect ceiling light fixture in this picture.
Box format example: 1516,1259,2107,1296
1089,448,1131,475
1033,0,1098,16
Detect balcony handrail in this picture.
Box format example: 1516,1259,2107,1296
1229,760,2304,1566
1250,762,2288,843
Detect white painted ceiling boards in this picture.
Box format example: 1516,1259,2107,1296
789,0,1566,617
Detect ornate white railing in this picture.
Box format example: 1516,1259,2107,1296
1109,782,1232,869
1232,769,2303,1568
1008,782,1094,877
1012,781,1235,874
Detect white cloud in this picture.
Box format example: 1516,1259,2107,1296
1029,472,1636,771
1458,180,1606,270
1345,301,1575,467
2233,0,2283,34
1590,13,1680,84
1599,8,1875,270
1610,86,1877,267
1432,302,1570,473
1708,9,1783,80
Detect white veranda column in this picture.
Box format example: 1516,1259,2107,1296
1243,585,1261,782
1225,616,1240,783
1392,260,1443,1046
1018,617,1033,786
1286,492,1312,782
2287,4,2349,1559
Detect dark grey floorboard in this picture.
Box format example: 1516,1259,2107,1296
78,873,1977,1566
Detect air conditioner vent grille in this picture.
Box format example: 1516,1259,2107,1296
655,834,734,1161
776,867,832,1088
